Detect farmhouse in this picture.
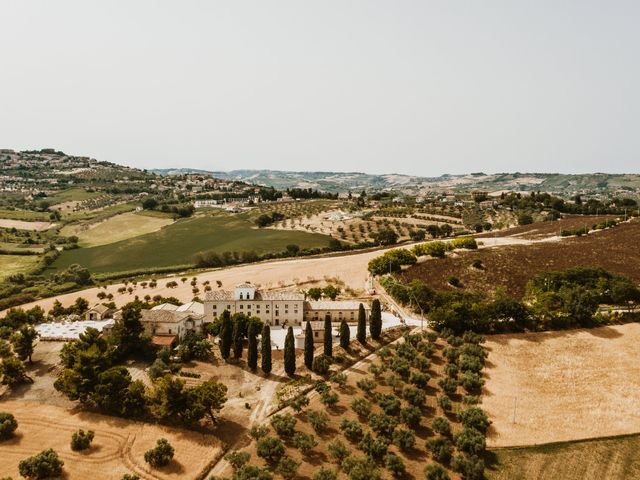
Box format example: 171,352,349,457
304,300,369,323
85,304,115,321
141,306,205,346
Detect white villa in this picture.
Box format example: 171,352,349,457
204,283,369,328
139,301,205,346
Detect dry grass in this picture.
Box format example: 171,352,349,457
482,323,640,448
487,434,640,480
0,401,223,480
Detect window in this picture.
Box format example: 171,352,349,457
275,310,279,316
314,331,318,337
247,304,251,309
227,305,231,310
285,304,289,309
169,329,172,334
240,305,244,310
212,305,217,310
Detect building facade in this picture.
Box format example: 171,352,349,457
204,283,369,327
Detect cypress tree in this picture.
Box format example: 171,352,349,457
357,303,366,345
339,320,350,349
261,324,272,375
284,326,296,376
323,315,333,357
220,310,233,359
232,315,244,359
247,321,258,370
370,299,382,340
304,321,314,370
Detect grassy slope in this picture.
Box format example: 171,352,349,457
60,211,174,247
0,255,41,281
50,212,331,274
487,434,640,480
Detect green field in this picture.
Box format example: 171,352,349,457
48,187,103,204
487,434,640,480
60,211,174,247
0,255,41,280
0,209,50,221
50,212,331,275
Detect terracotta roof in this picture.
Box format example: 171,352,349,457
236,282,256,289
151,303,179,311
89,304,113,314
204,290,235,301
305,300,369,311
176,301,204,315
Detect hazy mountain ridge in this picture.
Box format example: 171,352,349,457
151,168,640,195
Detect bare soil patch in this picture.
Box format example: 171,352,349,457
0,218,53,231
402,218,640,298
482,323,640,448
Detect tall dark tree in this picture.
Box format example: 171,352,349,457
261,325,272,375
339,320,350,349
304,321,314,370
111,303,144,357
247,322,258,371
232,316,244,359
369,299,382,340
323,315,333,357
357,303,367,344
219,310,233,360
284,327,296,376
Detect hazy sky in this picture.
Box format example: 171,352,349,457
1,1,639,176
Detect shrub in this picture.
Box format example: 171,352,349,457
452,453,485,480
356,377,376,394
271,413,297,437
314,467,338,480
450,237,477,250
327,438,350,463
340,419,363,442
233,465,272,480
455,427,486,455
358,431,389,459
351,396,372,417
293,431,317,454
409,371,430,388
470,259,483,269
402,385,426,407
378,393,402,416
341,455,382,480
368,412,398,438
392,428,416,451
457,407,491,434
438,377,458,396
389,357,411,378
424,463,450,480
448,276,462,287
427,436,453,463
144,439,174,468
413,355,431,372
70,429,94,451
121,474,141,480
401,405,422,428
256,436,285,463
307,410,329,432
437,395,452,411
458,355,483,374
330,372,347,388
462,394,480,405
289,394,310,412
320,390,339,408
18,449,64,479
459,371,485,392
224,450,250,470
276,456,300,480
312,354,332,374
368,362,387,377
385,453,407,478
0,412,18,440
432,416,452,436
444,363,459,378
249,424,270,440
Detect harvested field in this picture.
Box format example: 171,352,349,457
487,434,640,480
482,323,640,448
60,211,175,247
0,218,53,231
401,218,640,298
0,254,41,281
0,401,223,480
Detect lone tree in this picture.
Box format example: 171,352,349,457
304,321,314,370
219,310,233,360
357,303,367,344
284,327,296,376
323,315,333,357
369,299,382,340
111,303,144,358
339,320,350,349
247,322,258,370
0,412,18,440
11,325,38,363
261,325,272,375
19,449,64,479
144,438,175,468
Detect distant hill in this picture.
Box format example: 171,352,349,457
151,168,640,196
